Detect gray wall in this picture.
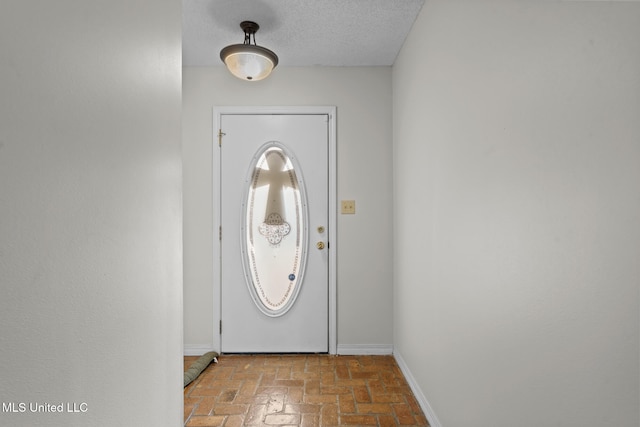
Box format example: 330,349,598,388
183,66,394,353
0,1,183,426
393,1,640,426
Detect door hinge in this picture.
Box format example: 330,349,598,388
219,320,222,334
219,226,222,241
218,129,226,147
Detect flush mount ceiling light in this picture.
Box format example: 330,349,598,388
220,21,279,81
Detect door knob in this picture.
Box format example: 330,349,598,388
316,241,325,250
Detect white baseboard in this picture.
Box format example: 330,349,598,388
186,344,392,356
183,345,217,356
393,351,443,427
336,344,394,355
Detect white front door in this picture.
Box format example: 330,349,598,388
219,113,329,352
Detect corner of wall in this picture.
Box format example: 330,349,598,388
393,351,442,427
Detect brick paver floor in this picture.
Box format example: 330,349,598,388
184,354,429,426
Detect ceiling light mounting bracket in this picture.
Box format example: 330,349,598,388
240,21,260,44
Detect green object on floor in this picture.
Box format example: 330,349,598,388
184,351,219,387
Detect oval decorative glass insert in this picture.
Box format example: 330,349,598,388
241,142,308,317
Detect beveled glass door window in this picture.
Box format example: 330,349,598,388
241,142,308,317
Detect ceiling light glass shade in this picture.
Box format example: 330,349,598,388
220,44,278,81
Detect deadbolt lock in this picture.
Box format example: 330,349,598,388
316,241,325,250
317,226,325,234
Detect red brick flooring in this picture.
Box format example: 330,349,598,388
184,354,429,426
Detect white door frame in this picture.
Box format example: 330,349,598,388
212,106,337,354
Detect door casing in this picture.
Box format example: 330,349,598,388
212,106,337,354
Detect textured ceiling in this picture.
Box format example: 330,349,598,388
183,0,425,67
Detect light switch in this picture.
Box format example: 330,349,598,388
341,200,356,214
